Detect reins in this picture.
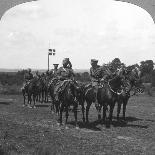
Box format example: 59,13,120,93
107,81,123,95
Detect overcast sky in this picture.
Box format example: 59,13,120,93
0,0,155,69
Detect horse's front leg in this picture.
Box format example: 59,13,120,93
33,93,37,108
58,103,64,125
86,101,91,123
65,105,69,129
108,102,115,123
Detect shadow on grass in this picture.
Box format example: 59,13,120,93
68,116,149,129
113,116,143,122
68,120,102,131
111,120,148,129
0,101,11,105
35,104,50,108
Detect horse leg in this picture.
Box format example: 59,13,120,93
117,102,122,121
102,104,107,123
122,100,127,121
97,104,102,122
108,102,115,123
33,93,36,108
81,103,85,123
41,90,44,103
22,90,26,106
86,101,91,123
65,105,69,129
28,94,32,108
58,103,64,125
73,101,78,129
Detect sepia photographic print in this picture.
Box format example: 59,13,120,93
0,0,155,154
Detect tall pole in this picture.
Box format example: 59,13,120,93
48,53,49,71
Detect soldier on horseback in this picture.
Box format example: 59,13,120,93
90,59,101,108
24,68,33,82
90,59,112,108
52,64,59,78
54,58,75,101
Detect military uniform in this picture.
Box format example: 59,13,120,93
52,64,59,78
24,72,33,82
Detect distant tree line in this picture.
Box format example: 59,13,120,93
0,58,155,87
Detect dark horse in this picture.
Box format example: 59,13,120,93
55,80,79,129
116,67,143,121
97,75,124,124
22,78,39,108
80,84,97,123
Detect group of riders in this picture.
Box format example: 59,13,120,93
22,57,143,126
23,57,141,107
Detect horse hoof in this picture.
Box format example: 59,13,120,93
22,104,26,107
33,106,36,109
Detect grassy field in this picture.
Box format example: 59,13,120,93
0,94,155,155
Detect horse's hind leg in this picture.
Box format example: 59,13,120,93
102,104,107,123
122,100,128,121
73,101,78,128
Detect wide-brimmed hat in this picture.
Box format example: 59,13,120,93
53,64,59,67
91,59,98,64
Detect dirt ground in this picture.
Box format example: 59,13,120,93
0,94,155,155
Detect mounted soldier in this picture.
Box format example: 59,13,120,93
54,58,75,101
34,70,41,80
90,59,112,108
24,68,34,84
89,59,102,107
52,64,59,78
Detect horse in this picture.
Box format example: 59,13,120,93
116,66,144,121
55,79,79,128
36,77,45,103
80,83,97,123
22,78,39,108
97,74,124,124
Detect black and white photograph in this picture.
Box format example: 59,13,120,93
0,0,155,154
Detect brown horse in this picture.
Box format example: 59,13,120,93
22,77,39,108
55,80,79,128
97,75,124,124
116,67,144,121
